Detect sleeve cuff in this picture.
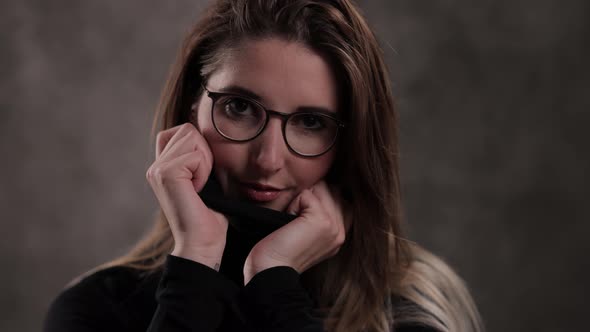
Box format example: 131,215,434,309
244,266,302,293
159,254,239,299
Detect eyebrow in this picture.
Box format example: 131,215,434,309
217,84,337,114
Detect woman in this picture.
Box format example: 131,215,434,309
44,0,484,331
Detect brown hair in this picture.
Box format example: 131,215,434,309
96,1,484,331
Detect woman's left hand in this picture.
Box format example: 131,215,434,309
243,181,347,284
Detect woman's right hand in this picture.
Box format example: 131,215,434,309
146,123,228,270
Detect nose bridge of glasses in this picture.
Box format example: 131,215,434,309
265,109,291,123
253,116,289,165
257,108,291,138
259,113,285,141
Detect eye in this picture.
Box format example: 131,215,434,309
294,114,327,130
222,97,254,116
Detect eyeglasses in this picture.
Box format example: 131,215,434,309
202,85,345,157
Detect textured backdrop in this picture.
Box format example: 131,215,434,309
1,0,588,331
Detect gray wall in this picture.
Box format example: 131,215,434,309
1,1,588,331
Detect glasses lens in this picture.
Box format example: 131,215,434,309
286,113,339,156
212,96,266,140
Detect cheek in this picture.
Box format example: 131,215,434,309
291,151,336,189
202,127,248,172
196,101,247,174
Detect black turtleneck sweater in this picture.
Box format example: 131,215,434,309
43,229,436,332
43,179,436,331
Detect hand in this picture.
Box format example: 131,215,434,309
146,123,228,270
243,181,347,284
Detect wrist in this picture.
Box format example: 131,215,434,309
171,246,224,271
243,257,295,285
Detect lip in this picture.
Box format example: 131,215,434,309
241,182,282,191
238,182,284,202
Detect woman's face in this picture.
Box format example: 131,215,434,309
192,37,339,211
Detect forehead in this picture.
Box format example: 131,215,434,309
206,38,339,112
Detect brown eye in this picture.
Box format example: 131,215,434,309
223,97,254,116
291,113,328,131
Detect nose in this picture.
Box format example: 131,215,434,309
249,118,287,175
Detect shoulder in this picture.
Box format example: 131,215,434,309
55,265,154,305
43,265,160,331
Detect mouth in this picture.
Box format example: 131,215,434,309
237,181,284,203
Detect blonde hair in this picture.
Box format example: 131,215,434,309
93,1,484,331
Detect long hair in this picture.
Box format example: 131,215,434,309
96,1,484,331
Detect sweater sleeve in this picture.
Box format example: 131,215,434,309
43,255,241,332
43,280,122,332
241,266,324,332
43,266,149,332
146,254,240,331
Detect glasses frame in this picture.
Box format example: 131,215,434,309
202,85,345,157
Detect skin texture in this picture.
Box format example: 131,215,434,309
147,38,346,283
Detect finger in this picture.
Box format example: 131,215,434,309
156,123,196,159
286,193,302,215
161,177,212,231
310,182,332,210
328,245,342,258
311,182,348,238
156,126,183,158
147,156,210,223
167,150,211,192
311,181,342,222
147,150,211,193
159,128,213,170
287,189,322,218
158,130,201,162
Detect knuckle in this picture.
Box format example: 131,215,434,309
335,230,346,246
181,122,195,132
187,129,201,142
332,246,342,255
317,217,333,234
146,164,167,184
330,224,340,239
155,131,166,144
302,189,316,201
327,247,340,258
192,149,204,160
325,219,344,244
